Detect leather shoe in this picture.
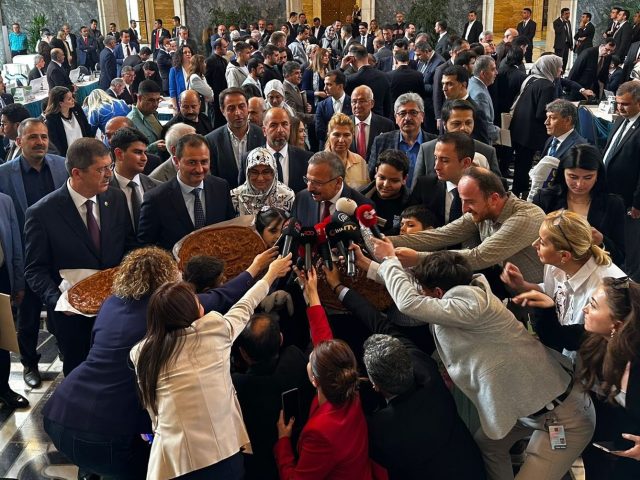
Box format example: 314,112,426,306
0,389,29,409
23,366,42,388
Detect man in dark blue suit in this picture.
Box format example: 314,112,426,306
415,41,445,133
315,70,351,146
24,138,134,376
350,85,395,165
540,99,588,159
76,26,99,72
343,43,392,118
0,119,68,387
99,35,118,91
291,151,373,228
46,48,74,91
138,134,235,251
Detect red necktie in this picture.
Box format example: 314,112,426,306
321,201,332,221
155,31,159,49
357,122,367,158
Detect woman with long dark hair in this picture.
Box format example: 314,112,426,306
131,254,291,479
44,86,92,156
169,45,193,110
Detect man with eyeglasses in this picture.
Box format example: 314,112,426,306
24,138,134,376
367,93,429,184
349,85,394,164
291,150,373,227
361,149,410,234
0,118,67,388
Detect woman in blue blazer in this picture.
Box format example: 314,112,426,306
168,45,193,111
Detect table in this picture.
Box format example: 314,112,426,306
158,98,176,124
19,80,100,117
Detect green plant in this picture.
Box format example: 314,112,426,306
408,0,450,40
27,13,48,54
209,2,261,29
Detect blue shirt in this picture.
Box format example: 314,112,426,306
9,32,28,52
397,130,424,187
20,157,55,207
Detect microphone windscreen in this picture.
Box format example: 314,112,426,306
336,197,358,216
355,204,378,228
300,227,317,245
314,223,328,243
282,217,302,236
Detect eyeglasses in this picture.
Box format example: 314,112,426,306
91,163,115,175
248,169,274,179
303,175,339,187
552,210,577,256
395,109,422,118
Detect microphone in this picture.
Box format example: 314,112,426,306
314,222,333,269
335,197,358,216
279,217,301,257
355,204,383,239
325,219,360,277
299,227,317,272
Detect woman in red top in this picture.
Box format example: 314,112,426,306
274,267,386,480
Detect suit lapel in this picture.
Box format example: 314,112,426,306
203,178,218,224
169,178,196,230
609,118,639,160
9,160,28,215
221,130,237,177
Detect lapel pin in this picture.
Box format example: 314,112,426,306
104,201,109,207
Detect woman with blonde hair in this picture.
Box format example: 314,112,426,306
369,19,381,38
84,88,131,135
302,47,330,108
325,113,369,189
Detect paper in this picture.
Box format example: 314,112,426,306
0,294,19,353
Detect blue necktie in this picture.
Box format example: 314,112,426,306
191,188,205,229
548,138,559,157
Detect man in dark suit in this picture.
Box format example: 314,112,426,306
176,27,198,54
553,8,573,72
568,40,616,97
311,17,325,45
356,22,374,54
415,41,445,133
155,37,173,95
350,85,395,165
434,21,450,60
162,90,213,137
150,19,170,58
316,70,351,146
114,31,138,76
205,88,264,189
517,8,537,62
291,151,373,227
27,55,46,84
138,134,235,251
574,12,595,55
343,44,392,118
541,99,588,158
462,11,483,44
76,26,99,72
387,50,426,108
433,38,469,130
368,92,430,184
205,38,230,128
613,9,633,59
47,48,74,91
0,119,67,387
127,20,140,51
99,36,118,91
632,12,640,44
119,66,136,105
238,107,312,193
109,127,160,231
622,40,640,81
601,82,640,280
24,138,134,376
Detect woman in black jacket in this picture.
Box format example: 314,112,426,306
532,144,626,266
44,86,92,156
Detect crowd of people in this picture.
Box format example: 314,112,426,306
0,5,640,480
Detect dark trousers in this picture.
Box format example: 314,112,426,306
50,310,94,376
512,143,536,196
554,46,570,72
43,417,150,479
176,452,244,479
0,263,12,392
17,285,45,368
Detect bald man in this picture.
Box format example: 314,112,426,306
161,90,213,137
248,96,265,126
349,85,394,163
496,28,519,64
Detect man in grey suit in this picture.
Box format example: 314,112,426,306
468,56,500,144
370,245,595,480
149,123,196,182
109,127,160,231
205,87,265,189
282,61,314,126
413,99,501,186
0,119,68,388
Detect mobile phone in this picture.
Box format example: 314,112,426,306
592,439,634,453
281,388,300,423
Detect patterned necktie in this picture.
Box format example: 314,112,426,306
357,122,367,158
191,188,205,229
450,188,462,222
273,152,284,181
548,137,559,157
128,180,141,229
85,200,101,251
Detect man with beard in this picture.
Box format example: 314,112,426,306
161,90,213,137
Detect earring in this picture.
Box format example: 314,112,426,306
610,325,617,338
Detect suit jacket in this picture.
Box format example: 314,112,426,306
50,38,71,71
434,33,450,59
366,129,431,179
151,28,170,54
45,107,92,156
418,53,445,97
99,48,117,91
108,174,160,223
149,158,177,183
0,154,68,232
291,184,374,227
76,35,99,67
349,113,395,164
468,76,499,142
553,18,573,51
205,124,265,189
355,33,374,54
386,66,426,106
238,144,312,194
603,116,640,208
614,21,633,59
462,21,483,44
540,129,588,159
622,41,640,81
28,67,45,84
510,78,556,150
156,49,173,94
119,85,135,105
574,22,595,54
432,59,452,121
137,175,235,251
315,95,352,146
205,53,229,98
46,61,73,90
283,81,314,124
0,193,24,292
24,185,133,307
345,66,392,118
406,175,448,227
127,28,140,50
413,138,501,187
568,46,611,92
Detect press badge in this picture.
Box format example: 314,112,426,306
548,424,567,450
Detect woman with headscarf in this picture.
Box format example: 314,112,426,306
264,79,296,119
230,147,295,216
510,54,562,196
321,25,341,65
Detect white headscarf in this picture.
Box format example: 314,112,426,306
263,79,296,118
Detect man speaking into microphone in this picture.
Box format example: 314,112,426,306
291,151,373,227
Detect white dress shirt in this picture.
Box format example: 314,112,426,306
177,175,206,225
266,143,289,185
332,93,346,113
354,113,372,151
444,181,457,223
67,179,100,228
